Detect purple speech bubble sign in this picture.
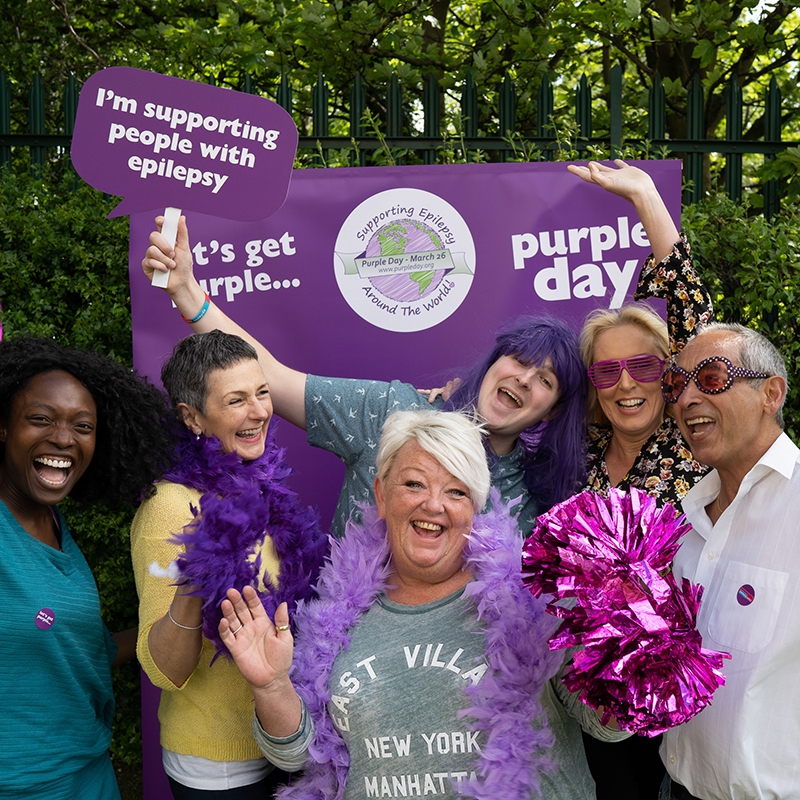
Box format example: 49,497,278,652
71,67,298,222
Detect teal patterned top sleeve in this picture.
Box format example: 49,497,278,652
633,235,714,358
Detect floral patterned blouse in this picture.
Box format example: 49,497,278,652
585,237,712,508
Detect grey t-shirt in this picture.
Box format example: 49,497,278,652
305,374,539,536
253,587,624,798
328,589,487,798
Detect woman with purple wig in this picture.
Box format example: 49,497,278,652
438,315,587,523
143,229,587,538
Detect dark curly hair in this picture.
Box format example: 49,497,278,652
0,337,173,506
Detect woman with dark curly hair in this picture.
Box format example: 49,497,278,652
0,337,172,800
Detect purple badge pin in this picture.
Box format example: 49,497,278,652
35,608,55,630
737,584,755,607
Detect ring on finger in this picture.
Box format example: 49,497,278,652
276,624,290,632
231,623,244,636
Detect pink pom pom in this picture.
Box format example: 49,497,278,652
522,487,730,735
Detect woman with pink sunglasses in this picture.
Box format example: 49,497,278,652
572,160,712,511
569,160,713,800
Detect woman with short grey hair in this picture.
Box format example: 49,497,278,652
130,329,327,799
219,409,628,800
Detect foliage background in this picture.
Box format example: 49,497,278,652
3,0,800,138
2,0,799,795
3,0,800,188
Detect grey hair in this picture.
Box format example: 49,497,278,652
161,330,259,413
696,321,788,429
375,409,491,513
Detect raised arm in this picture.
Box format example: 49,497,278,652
567,159,679,263
142,216,308,430
220,587,302,738
568,159,713,353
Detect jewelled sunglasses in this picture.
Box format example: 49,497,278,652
587,354,665,389
661,355,770,403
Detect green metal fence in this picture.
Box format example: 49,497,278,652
1,64,796,214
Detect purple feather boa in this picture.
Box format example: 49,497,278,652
277,491,562,800
163,425,328,658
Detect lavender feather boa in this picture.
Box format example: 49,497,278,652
277,491,563,800
163,425,328,657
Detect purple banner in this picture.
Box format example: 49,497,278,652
72,67,297,220
129,159,680,797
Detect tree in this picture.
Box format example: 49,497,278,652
4,1,799,147
2,4,800,787
558,1,800,139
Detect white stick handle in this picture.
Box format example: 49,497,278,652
151,206,181,288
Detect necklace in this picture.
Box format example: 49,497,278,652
162,425,328,658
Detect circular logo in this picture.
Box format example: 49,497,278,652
334,188,475,332
35,608,55,630
736,584,755,606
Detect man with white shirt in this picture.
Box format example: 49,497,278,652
657,321,800,800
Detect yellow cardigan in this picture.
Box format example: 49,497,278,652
131,481,280,761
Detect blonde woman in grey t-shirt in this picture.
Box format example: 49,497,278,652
218,409,628,799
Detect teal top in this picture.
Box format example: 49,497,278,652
0,500,119,799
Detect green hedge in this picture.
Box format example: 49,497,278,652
2,160,799,773
0,162,142,766
683,194,800,440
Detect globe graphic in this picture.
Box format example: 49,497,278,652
364,219,447,302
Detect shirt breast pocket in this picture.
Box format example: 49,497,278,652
707,561,788,653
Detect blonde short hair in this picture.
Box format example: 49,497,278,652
375,409,490,513
580,303,668,426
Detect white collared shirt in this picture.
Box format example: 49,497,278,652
662,432,800,800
